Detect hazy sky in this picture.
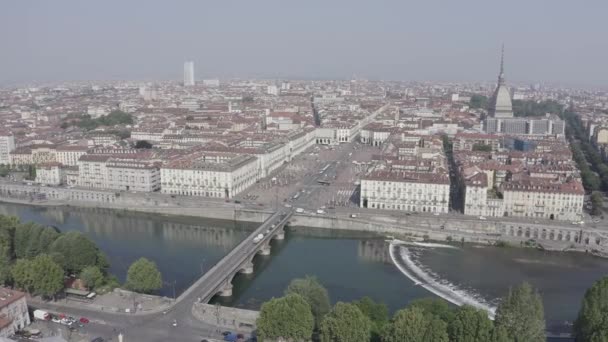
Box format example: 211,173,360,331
2,1,607,86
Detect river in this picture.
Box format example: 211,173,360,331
1,202,607,331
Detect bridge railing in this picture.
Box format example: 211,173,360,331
177,210,292,303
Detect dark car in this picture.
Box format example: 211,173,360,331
91,338,104,342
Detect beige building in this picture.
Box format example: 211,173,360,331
0,288,30,337
161,152,259,198
56,145,88,166
36,162,64,185
9,144,57,166
502,179,584,221
360,170,450,214
77,153,160,192
0,133,15,165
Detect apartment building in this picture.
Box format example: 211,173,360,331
56,145,88,166
0,133,15,165
160,152,259,198
360,170,450,214
35,162,64,185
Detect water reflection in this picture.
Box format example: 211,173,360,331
0,202,256,296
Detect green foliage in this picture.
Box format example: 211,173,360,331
382,306,449,342
12,255,64,297
491,326,512,342
31,254,64,298
68,110,133,131
409,297,456,325
24,165,36,180
354,297,389,341
106,129,131,139
320,302,371,342
50,231,101,274
442,135,453,154
564,109,608,192
11,259,35,291
257,293,314,342
135,140,153,149
513,99,563,117
126,257,162,293
80,266,104,290
14,223,60,259
591,192,604,216
0,216,17,285
574,276,608,342
448,305,494,342
0,166,9,177
285,276,331,328
494,282,545,342
469,95,488,109
472,143,492,152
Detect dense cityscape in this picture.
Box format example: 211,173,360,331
2,1,608,342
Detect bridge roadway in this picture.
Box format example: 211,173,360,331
187,208,293,303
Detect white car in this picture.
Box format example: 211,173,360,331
479,216,486,220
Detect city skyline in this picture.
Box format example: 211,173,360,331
1,1,607,87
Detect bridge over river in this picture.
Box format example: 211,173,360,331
177,208,294,304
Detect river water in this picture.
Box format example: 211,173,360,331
1,202,607,329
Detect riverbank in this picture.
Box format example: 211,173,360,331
2,191,607,259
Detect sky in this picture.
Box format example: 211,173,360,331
1,0,607,87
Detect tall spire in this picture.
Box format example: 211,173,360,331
498,44,505,85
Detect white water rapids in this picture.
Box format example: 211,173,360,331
389,240,496,319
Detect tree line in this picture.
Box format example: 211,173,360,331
256,275,608,342
562,107,606,215
0,214,163,298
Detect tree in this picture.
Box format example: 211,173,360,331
126,257,162,293
591,192,604,216
409,297,455,325
472,143,492,152
80,266,104,290
285,276,331,328
491,326,512,342
0,216,17,285
494,282,545,342
50,231,100,273
15,223,60,259
383,306,449,342
448,305,494,342
12,255,64,298
257,293,314,342
30,254,64,298
320,302,371,342
0,254,11,285
135,140,152,149
574,277,608,342
469,95,488,110
12,259,35,292
353,297,388,341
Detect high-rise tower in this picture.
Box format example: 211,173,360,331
488,45,513,118
183,61,195,86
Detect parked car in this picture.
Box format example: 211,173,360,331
79,317,90,324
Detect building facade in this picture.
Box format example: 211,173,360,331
0,133,15,165
161,152,259,198
360,171,450,214
0,288,30,338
